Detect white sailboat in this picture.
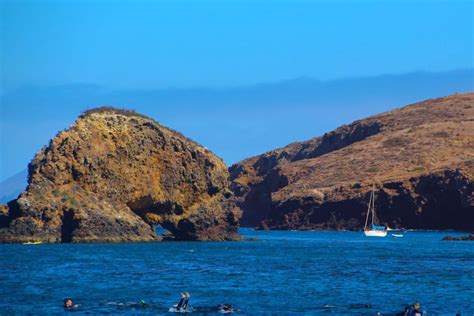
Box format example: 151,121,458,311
364,185,387,237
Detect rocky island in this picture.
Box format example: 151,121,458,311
0,107,240,243
231,93,474,231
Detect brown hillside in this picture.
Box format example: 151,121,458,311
230,93,474,230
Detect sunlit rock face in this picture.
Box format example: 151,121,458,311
0,107,240,243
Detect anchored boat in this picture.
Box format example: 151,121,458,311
363,185,387,237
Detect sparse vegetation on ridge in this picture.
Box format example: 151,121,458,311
80,106,150,119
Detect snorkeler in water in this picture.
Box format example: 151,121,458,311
409,302,425,316
217,303,237,313
176,292,190,311
130,300,149,308
63,298,79,309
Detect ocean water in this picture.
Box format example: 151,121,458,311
0,229,473,315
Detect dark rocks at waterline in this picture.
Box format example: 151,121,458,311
255,169,474,231
442,234,474,241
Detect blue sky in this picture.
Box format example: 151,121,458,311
2,0,473,91
1,0,473,181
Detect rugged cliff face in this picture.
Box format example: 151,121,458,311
230,93,474,230
0,107,239,243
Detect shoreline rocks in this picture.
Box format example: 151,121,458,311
442,234,474,241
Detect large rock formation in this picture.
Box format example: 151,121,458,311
0,107,239,243
231,93,474,230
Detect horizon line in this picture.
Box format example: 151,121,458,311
3,67,473,96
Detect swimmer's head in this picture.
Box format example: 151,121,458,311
64,298,73,309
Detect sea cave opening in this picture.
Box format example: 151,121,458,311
127,195,188,240
154,224,172,238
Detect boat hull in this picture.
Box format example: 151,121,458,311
364,230,387,237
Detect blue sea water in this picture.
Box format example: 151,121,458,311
0,229,473,315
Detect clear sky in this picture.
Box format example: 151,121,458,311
2,0,473,92
0,0,473,182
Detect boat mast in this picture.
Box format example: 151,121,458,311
371,184,375,226
364,186,373,230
